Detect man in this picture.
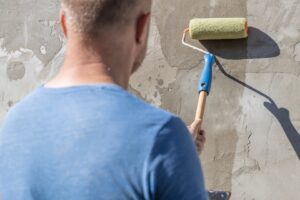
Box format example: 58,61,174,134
0,0,207,199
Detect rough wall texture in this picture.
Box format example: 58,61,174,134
1,0,300,199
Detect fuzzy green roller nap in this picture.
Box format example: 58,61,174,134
182,18,248,200
189,18,248,40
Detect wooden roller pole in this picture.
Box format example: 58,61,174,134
195,91,208,127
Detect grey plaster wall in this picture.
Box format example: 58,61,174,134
1,0,300,199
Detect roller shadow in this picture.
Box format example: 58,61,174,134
200,27,280,59
215,58,300,160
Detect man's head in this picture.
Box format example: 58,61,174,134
60,0,152,73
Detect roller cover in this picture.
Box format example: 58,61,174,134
189,18,248,40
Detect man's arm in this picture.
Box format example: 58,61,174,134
143,116,208,200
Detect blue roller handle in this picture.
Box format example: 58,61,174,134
198,53,215,94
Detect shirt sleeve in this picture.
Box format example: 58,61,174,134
143,116,208,200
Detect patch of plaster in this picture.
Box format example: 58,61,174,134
231,72,300,199
0,45,44,121
39,20,64,42
38,44,66,82
6,62,26,81
294,42,300,62
130,19,177,106
0,38,4,47
40,45,47,55
0,1,62,65
209,0,217,16
210,0,217,8
7,100,14,108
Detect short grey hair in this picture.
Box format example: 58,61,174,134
61,0,143,38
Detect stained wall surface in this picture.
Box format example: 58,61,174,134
1,0,300,199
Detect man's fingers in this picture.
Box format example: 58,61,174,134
195,138,205,154
197,135,206,143
196,132,206,142
188,120,202,139
196,131,206,140
187,121,206,154
199,130,205,136
195,130,206,151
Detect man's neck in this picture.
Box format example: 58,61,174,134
45,40,132,89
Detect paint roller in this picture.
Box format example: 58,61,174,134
182,18,248,127
182,17,248,200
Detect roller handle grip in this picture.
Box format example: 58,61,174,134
195,54,215,123
198,54,214,94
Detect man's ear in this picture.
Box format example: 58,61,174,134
135,13,151,44
60,10,68,38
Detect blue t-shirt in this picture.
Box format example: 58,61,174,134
0,84,207,200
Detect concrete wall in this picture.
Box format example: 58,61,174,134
1,0,300,199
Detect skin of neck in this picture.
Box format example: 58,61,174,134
46,27,137,89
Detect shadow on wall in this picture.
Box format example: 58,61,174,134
193,27,277,194
200,27,299,159
200,27,280,59
215,59,300,160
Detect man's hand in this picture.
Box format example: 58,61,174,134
188,120,206,154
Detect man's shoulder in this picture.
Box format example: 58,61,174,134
115,90,187,136
125,91,176,121
0,89,41,138
2,89,40,123
8,90,37,115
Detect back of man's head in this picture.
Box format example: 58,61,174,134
61,0,151,39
